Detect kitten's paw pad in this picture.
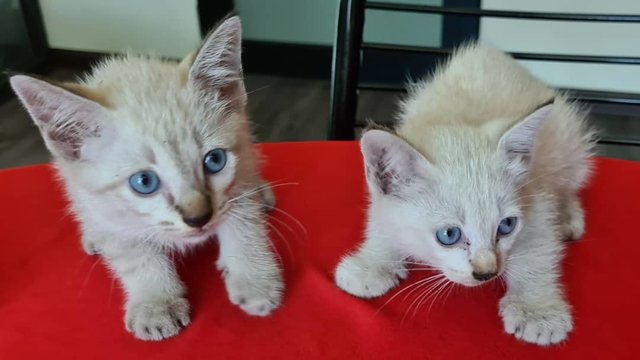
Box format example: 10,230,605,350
499,297,573,346
224,272,284,317
125,297,190,341
335,255,407,298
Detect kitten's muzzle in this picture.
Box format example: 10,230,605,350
176,191,214,228
469,249,500,282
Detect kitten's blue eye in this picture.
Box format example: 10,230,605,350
436,227,462,246
497,217,518,236
129,170,160,195
204,148,227,174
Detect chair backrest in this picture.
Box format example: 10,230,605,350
328,0,640,147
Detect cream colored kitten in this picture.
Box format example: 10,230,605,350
10,17,283,341
335,43,594,346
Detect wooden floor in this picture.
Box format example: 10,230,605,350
1,68,638,169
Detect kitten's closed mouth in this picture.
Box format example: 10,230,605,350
178,222,216,244
186,222,218,237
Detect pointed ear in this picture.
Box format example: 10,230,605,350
360,129,431,197
499,103,553,159
188,16,246,107
10,75,112,161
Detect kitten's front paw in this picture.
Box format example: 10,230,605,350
335,254,407,298
222,267,283,317
499,295,573,346
125,297,190,341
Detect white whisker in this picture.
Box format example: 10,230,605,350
227,182,299,204
403,277,447,323
265,221,292,264
375,273,444,314
268,206,308,238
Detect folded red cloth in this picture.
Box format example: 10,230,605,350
0,141,638,359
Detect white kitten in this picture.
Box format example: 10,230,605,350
10,17,283,341
335,43,594,346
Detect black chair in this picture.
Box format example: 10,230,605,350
328,0,640,147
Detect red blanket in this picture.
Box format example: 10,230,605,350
1,141,638,359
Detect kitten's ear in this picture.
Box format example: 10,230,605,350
360,129,431,197
188,16,246,107
10,75,112,161
499,103,553,159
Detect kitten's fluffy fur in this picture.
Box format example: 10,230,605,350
10,17,283,341
335,43,594,346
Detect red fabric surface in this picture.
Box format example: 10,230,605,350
0,141,639,359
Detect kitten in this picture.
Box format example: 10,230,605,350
335,43,594,346
10,16,283,341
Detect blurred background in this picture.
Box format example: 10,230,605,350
1,0,640,169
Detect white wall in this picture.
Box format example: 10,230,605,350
480,0,640,93
39,0,639,93
39,0,201,58
40,0,442,55
364,0,442,47
236,0,442,47
235,0,338,46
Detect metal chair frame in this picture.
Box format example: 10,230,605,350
329,0,640,146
